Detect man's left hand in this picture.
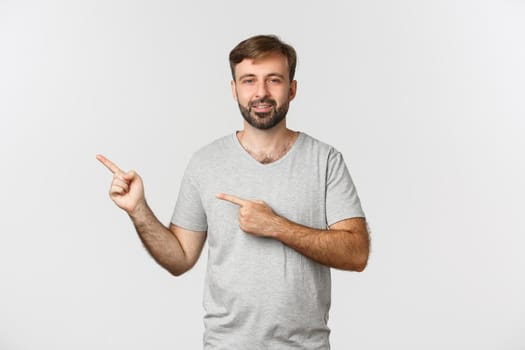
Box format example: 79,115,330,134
216,193,284,237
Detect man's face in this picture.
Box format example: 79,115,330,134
231,53,297,130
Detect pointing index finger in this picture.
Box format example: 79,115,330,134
96,154,123,175
216,193,247,206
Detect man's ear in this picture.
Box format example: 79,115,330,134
231,80,238,101
289,80,297,101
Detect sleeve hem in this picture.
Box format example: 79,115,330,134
170,218,208,233
327,211,366,227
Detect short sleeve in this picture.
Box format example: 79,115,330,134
171,160,208,232
325,149,365,226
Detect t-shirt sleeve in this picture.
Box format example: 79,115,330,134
170,160,208,232
325,149,365,226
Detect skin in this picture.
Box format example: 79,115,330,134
233,52,295,131
215,193,369,271
96,154,206,276
97,52,369,275
231,52,299,159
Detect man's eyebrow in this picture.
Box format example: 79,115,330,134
267,73,285,79
238,73,286,81
238,73,256,81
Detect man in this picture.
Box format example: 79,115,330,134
97,34,369,349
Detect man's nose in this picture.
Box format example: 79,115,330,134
255,81,269,99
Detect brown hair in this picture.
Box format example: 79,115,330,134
229,34,297,82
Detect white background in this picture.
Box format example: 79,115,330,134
1,1,524,349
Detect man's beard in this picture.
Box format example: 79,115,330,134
237,98,290,130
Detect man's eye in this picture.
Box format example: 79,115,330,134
269,79,282,84
242,79,254,84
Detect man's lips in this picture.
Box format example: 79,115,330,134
251,102,275,113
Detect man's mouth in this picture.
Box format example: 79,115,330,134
251,101,275,113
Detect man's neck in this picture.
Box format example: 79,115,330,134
237,122,299,164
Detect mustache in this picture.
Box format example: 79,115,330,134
250,98,276,107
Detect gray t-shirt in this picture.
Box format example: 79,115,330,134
171,132,365,349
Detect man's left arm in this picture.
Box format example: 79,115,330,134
216,193,370,271
274,216,369,271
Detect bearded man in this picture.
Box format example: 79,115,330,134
98,34,369,350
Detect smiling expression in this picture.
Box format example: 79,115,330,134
231,53,297,130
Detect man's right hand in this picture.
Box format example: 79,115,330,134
96,154,145,215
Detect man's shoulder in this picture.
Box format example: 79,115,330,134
186,133,235,167
195,133,233,155
298,132,338,156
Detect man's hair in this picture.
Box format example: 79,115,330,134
229,34,297,82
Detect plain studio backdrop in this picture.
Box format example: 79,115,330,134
1,1,524,349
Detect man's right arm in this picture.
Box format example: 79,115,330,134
96,154,206,276
129,200,206,276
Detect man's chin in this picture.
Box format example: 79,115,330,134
245,113,268,129
252,117,286,130
239,105,288,130
253,112,272,119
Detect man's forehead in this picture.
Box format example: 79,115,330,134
235,53,289,74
